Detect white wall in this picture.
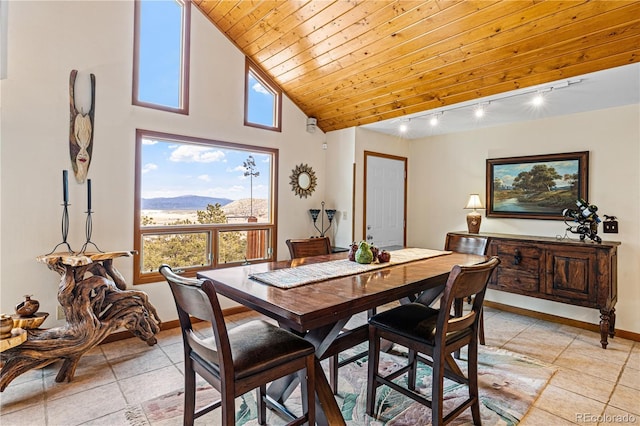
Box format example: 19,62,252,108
324,127,355,247
0,1,327,326
407,104,640,334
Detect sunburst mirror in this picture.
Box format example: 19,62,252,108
290,163,317,198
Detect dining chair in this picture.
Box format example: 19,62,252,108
285,236,368,395
285,236,332,259
445,233,489,346
366,257,500,426
159,264,316,426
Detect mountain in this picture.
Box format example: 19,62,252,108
222,198,268,218
141,195,233,210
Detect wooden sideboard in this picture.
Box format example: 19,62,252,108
446,232,620,348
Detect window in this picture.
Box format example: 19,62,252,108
133,0,190,114
134,129,277,284
245,58,282,131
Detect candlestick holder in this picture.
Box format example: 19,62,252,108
46,202,74,255
309,201,336,237
79,209,103,253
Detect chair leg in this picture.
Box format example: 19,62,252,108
329,355,339,394
183,360,196,426
431,349,446,426
257,385,267,425
221,393,235,426
304,355,316,425
478,307,485,345
468,338,481,425
454,298,463,360
407,349,418,391
366,328,381,417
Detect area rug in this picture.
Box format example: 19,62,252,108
125,345,555,425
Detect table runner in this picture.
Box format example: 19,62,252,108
249,248,451,289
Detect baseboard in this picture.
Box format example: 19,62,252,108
101,303,639,345
99,306,252,345
484,300,640,343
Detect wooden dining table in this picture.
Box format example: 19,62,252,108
198,250,486,425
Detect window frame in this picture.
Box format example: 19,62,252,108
132,0,191,115
133,129,279,285
244,58,282,132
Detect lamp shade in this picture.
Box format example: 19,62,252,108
464,194,484,210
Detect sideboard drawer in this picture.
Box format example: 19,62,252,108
494,243,541,273
492,268,540,293
489,243,543,294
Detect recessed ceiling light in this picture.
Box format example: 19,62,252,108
532,93,544,106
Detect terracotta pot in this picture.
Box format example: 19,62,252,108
15,295,39,317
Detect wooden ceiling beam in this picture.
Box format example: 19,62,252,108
300,3,640,118
287,1,622,100
320,46,640,131
256,1,422,72
275,0,506,86
192,0,640,133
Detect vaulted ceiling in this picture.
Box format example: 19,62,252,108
193,0,640,133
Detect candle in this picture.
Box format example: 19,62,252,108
87,179,92,211
62,170,69,204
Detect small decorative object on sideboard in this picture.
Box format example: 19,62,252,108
15,295,39,317
562,198,603,243
464,193,485,234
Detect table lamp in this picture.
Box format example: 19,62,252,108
464,194,484,234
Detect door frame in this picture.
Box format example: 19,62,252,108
363,151,408,247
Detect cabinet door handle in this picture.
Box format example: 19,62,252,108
513,249,523,265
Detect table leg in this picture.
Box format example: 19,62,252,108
270,319,350,425
609,307,616,338
599,308,612,349
314,357,346,426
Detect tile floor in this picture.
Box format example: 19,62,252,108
1,306,638,426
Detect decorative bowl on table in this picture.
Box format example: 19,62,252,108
12,312,49,329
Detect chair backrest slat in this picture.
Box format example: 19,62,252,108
444,233,488,255
437,257,500,335
286,237,332,259
159,264,233,375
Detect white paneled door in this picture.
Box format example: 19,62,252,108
364,153,406,248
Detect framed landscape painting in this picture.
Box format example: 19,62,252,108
486,151,589,220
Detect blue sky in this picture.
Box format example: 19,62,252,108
138,1,274,201
141,138,271,200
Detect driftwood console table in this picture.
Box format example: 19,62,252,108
0,251,161,391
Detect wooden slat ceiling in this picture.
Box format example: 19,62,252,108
193,0,640,133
